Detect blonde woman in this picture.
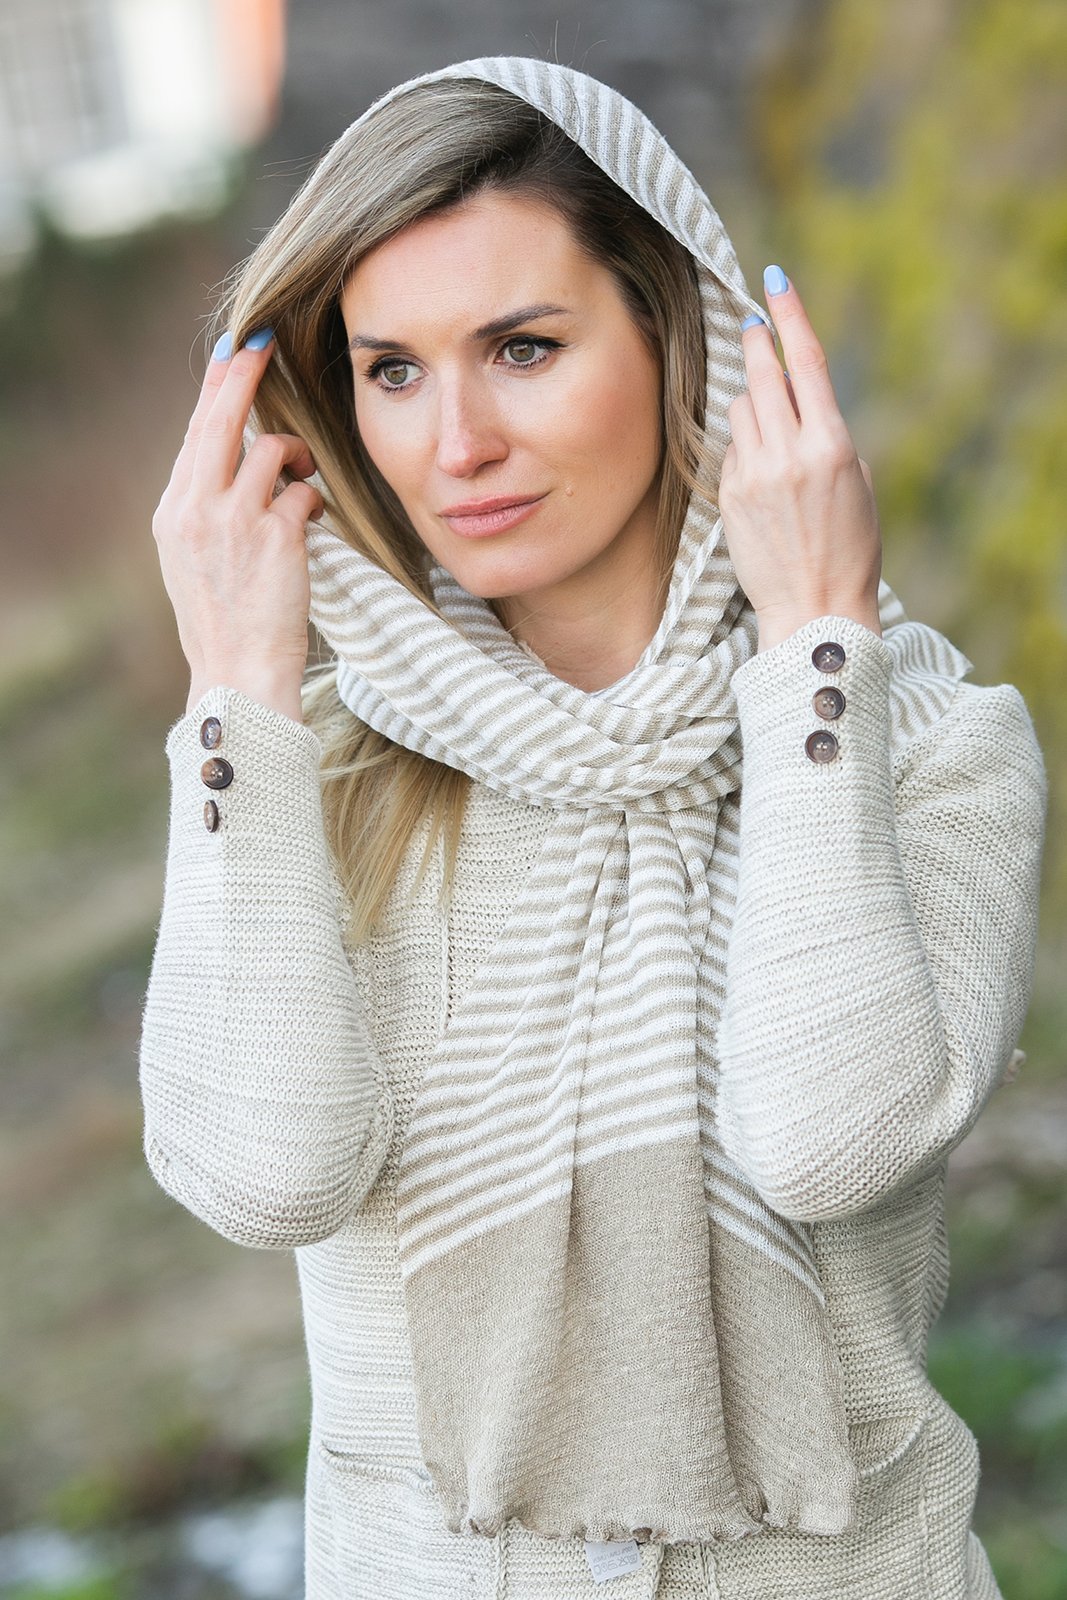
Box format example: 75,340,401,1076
140,57,1046,1600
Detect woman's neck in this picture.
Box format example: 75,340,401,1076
495,544,667,693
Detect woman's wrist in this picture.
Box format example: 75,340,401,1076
186,664,305,723
755,598,883,653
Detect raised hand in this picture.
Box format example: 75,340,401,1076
720,266,884,653
151,327,325,721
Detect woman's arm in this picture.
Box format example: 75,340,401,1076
138,684,393,1249
714,613,1047,1223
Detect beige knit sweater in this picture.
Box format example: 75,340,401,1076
139,612,1046,1599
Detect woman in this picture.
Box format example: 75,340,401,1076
140,56,1046,1599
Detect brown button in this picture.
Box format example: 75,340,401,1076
203,799,220,832
811,640,846,672
199,716,222,749
201,756,234,789
805,729,839,763
812,686,846,720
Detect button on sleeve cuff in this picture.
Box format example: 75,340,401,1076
730,615,894,782
164,686,324,842
165,685,321,765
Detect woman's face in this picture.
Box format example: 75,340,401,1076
339,190,664,624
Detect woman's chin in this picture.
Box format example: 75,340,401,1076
434,550,567,604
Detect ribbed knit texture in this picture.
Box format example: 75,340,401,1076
139,52,1047,1600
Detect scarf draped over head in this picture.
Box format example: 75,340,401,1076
285,57,973,1545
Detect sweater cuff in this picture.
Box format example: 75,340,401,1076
164,686,324,841
730,615,894,777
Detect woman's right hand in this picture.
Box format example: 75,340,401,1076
152,327,325,723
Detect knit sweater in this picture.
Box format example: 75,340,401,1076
138,612,1046,1599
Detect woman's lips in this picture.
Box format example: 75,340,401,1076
440,494,547,538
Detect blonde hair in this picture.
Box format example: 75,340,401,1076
209,78,716,941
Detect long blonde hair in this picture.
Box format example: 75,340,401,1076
209,78,716,941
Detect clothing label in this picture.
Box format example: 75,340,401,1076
583,1538,642,1582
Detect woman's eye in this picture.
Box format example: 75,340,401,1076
375,359,415,389
500,337,556,367
367,337,557,392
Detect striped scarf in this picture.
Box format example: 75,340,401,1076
300,57,973,1545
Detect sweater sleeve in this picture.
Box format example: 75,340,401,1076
714,613,1047,1224
137,685,394,1249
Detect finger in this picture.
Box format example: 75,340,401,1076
192,327,277,493
168,329,241,498
760,267,840,426
237,432,319,508
740,313,799,447
271,477,326,528
726,389,763,453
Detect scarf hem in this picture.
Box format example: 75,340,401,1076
445,1498,854,1545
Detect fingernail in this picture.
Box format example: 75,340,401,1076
243,326,274,351
740,314,768,331
764,264,789,296
211,330,233,361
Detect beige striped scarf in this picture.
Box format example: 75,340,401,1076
298,58,973,1546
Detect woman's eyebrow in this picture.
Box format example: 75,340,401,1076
346,303,573,354
469,303,573,340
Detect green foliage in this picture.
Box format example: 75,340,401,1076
45,1470,132,1540
5,1580,126,1600
754,0,1067,922
928,1318,1067,1594
43,1401,308,1536
0,645,167,856
4,924,157,1058
983,1517,1067,1600
754,20,1067,1584
928,1323,1065,1468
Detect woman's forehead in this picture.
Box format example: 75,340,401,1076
340,192,605,330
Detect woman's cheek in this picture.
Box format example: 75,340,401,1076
593,356,659,473
355,399,421,494
511,366,611,472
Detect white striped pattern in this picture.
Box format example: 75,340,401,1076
293,56,976,1542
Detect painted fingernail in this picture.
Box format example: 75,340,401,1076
211,330,233,361
243,326,274,351
740,314,768,331
764,265,789,296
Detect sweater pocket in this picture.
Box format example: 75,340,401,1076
314,1439,499,1600
850,1408,930,1481
712,1408,932,1599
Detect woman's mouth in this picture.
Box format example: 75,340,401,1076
439,493,548,538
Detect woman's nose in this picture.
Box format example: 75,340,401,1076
434,380,509,477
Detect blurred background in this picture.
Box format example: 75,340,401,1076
0,0,1063,1596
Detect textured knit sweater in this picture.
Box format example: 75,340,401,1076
139,612,1046,1599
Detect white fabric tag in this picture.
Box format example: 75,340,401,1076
583,1538,642,1582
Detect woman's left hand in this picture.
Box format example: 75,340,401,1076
719,268,884,652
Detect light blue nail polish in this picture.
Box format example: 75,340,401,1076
764,264,789,296
244,326,274,350
211,330,233,361
740,314,767,331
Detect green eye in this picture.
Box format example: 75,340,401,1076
380,361,411,386
506,339,539,363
